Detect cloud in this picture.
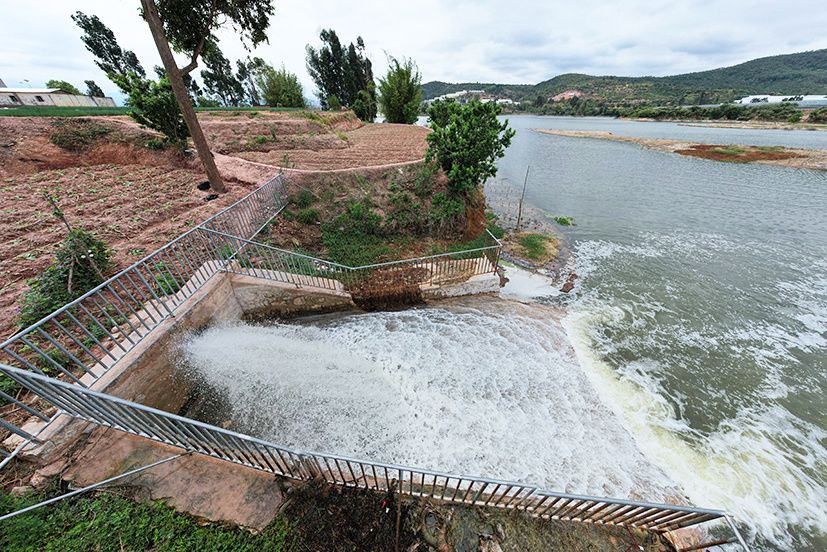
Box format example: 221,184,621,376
1,0,825,103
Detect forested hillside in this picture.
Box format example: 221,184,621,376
423,49,827,105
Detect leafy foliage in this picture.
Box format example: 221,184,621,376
112,73,190,148
426,100,515,197
257,64,305,107
153,0,275,56
236,56,268,105
808,107,827,123
46,80,82,95
378,56,422,124
200,43,245,106
306,30,377,119
72,12,146,79
84,80,105,97
628,102,804,122
20,224,111,328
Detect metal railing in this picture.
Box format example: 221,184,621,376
0,363,748,550
0,174,288,466
0,172,503,466
203,227,501,292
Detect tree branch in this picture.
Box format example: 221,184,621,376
179,36,206,75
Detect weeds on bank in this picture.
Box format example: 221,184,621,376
0,485,289,552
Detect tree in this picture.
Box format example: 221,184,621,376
137,0,276,193
378,56,422,124
85,80,105,97
256,65,305,107
112,73,190,149
71,12,145,79
200,43,245,106
237,56,267,105
46,80,82,95
426,100,515,197
306,30,377,120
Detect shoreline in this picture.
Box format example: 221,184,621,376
535,128,827,171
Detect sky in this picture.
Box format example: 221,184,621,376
1,0,826,104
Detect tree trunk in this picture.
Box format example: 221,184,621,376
139,0,226,193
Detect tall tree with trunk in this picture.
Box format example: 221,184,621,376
200,43,245,106
377,56,422,124
85,80,105,97
138,0,275,193
306,30,376,120
72,12,146,79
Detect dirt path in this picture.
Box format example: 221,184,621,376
535,128,827,170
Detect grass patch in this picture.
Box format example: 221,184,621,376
553,215,575,226
336,131,349,142
709,145,747,156
295,208,320,225
0,486,288,551
516,232,558,262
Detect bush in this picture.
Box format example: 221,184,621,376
426,100,515,197
386,191,424,233
153,262,181,295
378,56,422,124
19,228,111,328
111,73,190,149
145,138,167,150
256,65,305,108
295,208,320,225
322,202,388,265
49,119,111,151
554,215,575,226
808,107,827,124
291,189,314,209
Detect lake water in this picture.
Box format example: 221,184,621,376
492,115,826,550
182,116,825,551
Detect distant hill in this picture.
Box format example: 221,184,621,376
423,49,827,105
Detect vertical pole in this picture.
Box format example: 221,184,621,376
515,166,530,232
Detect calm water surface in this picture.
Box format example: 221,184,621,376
492,115,827,550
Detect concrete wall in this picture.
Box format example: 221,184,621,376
0,92,116,107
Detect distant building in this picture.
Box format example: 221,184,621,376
550,89,583,102
0,83,116,108
735,94,827,105
426,90,517,106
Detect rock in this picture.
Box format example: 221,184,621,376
10,485,34,497
479,535,503,552
204,193,219,202
196,181,211,191
561,281,574,293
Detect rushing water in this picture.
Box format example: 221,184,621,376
493,116,827,550
181,116,826,551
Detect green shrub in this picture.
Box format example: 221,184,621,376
386,191,424,233
111,73,190,149
430,192,464,229
291,189,314,209
808,107,827,124
295,208,320,225
554,215,575,226
49,119,111,151
19,228,111,328
322,202,388,265
145,138,167,150
153,262,181,295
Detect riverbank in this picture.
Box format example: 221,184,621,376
625,118,827,131
535,128,827,170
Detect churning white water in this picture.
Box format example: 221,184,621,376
179,295,682,502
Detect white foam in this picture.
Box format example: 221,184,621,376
500,265,560,300
180,300,679,500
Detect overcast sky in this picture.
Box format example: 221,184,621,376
1,0,826,103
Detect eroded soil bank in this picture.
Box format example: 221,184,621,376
535,128,827,170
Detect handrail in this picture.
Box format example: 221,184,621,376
0,362,749,550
